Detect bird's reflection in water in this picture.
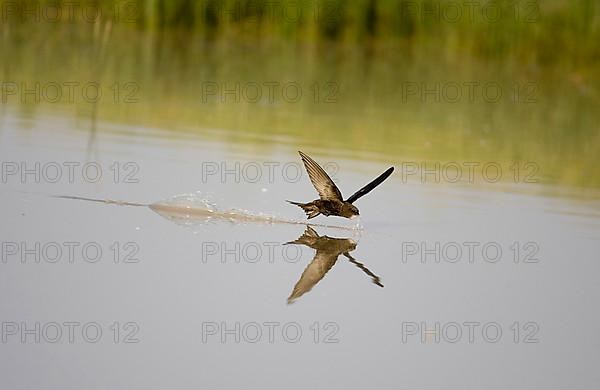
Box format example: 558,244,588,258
285,226,383,304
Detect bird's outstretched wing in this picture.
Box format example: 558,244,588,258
287,249,339,304
346,167,394,204
298,151,343,201
343,252,384,287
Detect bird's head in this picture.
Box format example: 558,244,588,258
348,241,357,251
341,203,360,219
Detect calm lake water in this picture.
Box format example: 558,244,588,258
1,23,600,390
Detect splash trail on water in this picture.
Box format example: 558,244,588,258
52,195,148,207
51,194,362,231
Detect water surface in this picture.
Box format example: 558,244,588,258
1,18,600,390
1,111,599,389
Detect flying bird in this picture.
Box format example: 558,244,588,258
288,151,394,219
286,226,383,304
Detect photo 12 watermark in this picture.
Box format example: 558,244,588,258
1,1,139,24
401,241,540,264
200,1,340,24
1,161,140,184
2,321,140,344
400,161,539,184
400,82,539,103
200,160,338,184
1,241,140,264
200,81,339,104
400,1,540,24
202,241,306,264
402,321,540,344
201,321,340,343
0,82,139,104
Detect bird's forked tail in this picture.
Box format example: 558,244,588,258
287,201,320,219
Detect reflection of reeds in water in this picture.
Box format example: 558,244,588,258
4,1,599,61
4,23,600,190
0,21,10,124
11,0,593,63
2,1,599,191
87,19,114,160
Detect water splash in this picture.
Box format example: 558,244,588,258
149,192,362,231
50,192,363,231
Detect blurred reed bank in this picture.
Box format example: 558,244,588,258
1,0,598,191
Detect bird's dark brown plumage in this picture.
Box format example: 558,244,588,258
288,151,394,219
